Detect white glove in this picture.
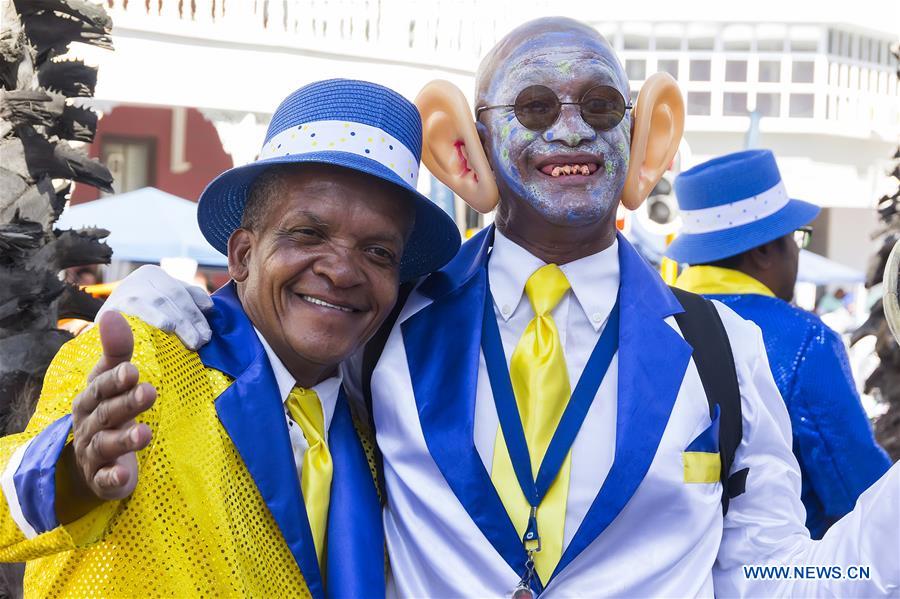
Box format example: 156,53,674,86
97,265,214,350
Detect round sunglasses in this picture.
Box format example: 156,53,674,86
476,84,632,132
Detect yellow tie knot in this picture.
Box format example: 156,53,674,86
525,264,571,316
288,386,326,440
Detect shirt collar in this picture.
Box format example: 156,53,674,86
488,228,621,332
253,327,342,434
675,265,775,298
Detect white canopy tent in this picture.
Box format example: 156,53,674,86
57,187,227,268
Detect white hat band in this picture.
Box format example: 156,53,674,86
259,119,419,184
679,180,790,234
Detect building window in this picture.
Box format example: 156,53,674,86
101,138,155,194
657,59,679,79
759,60,781,82
689,60,711,81
626,59,647,81
757,93,780,117
789,94,815,118
656,36,681,50
723,37,751,51
792,61,815,83
725,60,748,82
688,36,714,50
687,92,711,116
790,37,818,52
757,37,784,52
624,34,649,50
839,32,851,57
723,92,748,116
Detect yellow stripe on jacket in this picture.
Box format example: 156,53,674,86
0,317,319,598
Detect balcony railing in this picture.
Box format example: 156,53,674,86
105,0,544,72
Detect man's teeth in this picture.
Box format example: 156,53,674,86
550,164,592,177
301,295,353,312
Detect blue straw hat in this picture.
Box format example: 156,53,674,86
666,149,820,264
197,79,461,282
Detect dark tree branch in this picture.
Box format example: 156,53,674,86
32,227,111,271
46,103,97,142
38,59,97,97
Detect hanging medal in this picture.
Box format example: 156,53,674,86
481,288,621,597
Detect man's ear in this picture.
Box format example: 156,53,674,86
621,73,684,210
748,237,783,271
227,228,252,282
415,80,499,214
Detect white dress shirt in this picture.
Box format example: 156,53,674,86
356,232,900,598
254,328,341,481
474,228,620,546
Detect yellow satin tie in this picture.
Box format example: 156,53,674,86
491,263,572,584
286,386,333,572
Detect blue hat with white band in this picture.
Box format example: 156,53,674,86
666,149,820,264
197,78,461,282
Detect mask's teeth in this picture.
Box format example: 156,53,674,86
581,165,590,175
551,166,561,177
564,165,573,175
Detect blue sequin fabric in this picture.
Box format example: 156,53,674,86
709,293,891,539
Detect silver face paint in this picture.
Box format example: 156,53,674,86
481,42,632,227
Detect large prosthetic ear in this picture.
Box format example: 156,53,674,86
415,80,499,213
621,73,684,210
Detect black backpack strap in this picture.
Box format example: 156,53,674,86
671,287,747,515
360,281,415,502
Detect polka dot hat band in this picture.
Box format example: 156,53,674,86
260,120,419,184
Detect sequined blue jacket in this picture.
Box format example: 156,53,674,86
707,293,891,539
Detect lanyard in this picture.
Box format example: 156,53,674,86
481,287,620,554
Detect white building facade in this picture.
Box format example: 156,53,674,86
72,0,899,270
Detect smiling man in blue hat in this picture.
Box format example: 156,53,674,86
669,149,891,541
0,79,460,597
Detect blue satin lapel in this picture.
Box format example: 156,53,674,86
199,282,325,599
553,236,691,579
402,228,526,578
326,390,385,599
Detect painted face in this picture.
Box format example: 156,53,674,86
479,39,631,226
231,165,412,382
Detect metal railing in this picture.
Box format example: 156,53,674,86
105,0,540,71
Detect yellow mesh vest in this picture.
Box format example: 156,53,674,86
0,317,351,598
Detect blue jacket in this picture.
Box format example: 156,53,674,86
708,293,891,538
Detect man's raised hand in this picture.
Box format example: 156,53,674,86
69,311,156,501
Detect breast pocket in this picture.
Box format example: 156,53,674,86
683,405,721,484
